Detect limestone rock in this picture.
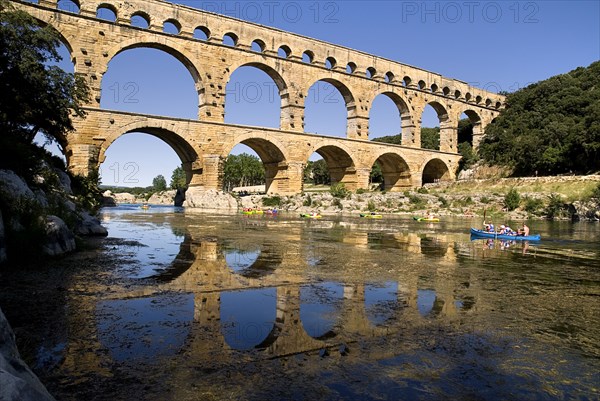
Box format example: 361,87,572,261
74,211,108,237
42,216,76,256
174,188,186,207
147,190,176,205
0,211,6,264
0,307,56,401
0,170,36,202
184,188,238,210
102,190,117,207
53,167,73,195
113,192,137,204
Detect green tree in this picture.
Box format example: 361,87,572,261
222,153,265,191
421,127,440,150
504,188,521,211
479,61,600,175
0,1,89,147
369,162,383,186
152,174,167,192
170,166,187,189
304,159,330,185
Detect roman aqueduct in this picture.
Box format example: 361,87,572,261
14,0,505,194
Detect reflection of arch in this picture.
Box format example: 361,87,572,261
365,282,401,326
309,144,356,186
422,158,451,184
224,136,288,194
370,152,412,191
223,244,282,278
419,236,448,258
220,288,277,350
103,40,204,111
300,283,344,340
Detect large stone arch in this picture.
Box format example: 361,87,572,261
457,108,483,149
103,38,205,117
223,135,289,194
368,151,412,192
303,77,357,138
305,142,358,190
421,158,452,185
418,100,458,153
97,125,198,185
369,91,415,144
26,14,77,67
224,62,292,130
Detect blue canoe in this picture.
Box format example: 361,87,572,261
470,228,541,241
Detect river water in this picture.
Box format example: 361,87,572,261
1,205,599,400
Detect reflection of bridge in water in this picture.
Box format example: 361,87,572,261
60,227,485,374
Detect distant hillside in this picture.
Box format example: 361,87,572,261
479,61,600,176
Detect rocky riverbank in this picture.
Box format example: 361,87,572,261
1,166,107,401
101,175,600,221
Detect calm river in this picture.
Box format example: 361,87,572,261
1,205,599,400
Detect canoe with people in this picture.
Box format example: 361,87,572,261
472,221,540,241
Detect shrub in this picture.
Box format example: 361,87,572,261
480,196,491,204
262,196,281,207
408,194,426,208
367,200,376,211
589,183,600,200
356,188,366,195
71,168,103,213
330,183,350,198
546,193,566,219
437,195,448,207
417,187,429,194
332,198,343,209
504,188,521,211
303,194,312,207
524,197,544,214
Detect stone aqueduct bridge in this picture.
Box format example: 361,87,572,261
16,0,504,194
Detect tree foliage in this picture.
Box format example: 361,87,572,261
222,153,265,191
170,166,187,189
0,1,89,147
303,159,330,185
152,174,167,192
479,61,600,175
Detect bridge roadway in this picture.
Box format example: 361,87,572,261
13,0,504,194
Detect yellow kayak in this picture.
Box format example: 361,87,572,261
413,216,439,222
360,213,382,219
300,213,322,219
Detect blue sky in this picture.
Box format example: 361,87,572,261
47,0,599,187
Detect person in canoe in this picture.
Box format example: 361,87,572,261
499,225,516,235
483,220,495,232
517,222,530,236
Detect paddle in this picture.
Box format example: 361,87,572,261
482,207,487,230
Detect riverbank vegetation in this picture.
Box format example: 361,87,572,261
0,1,104,263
